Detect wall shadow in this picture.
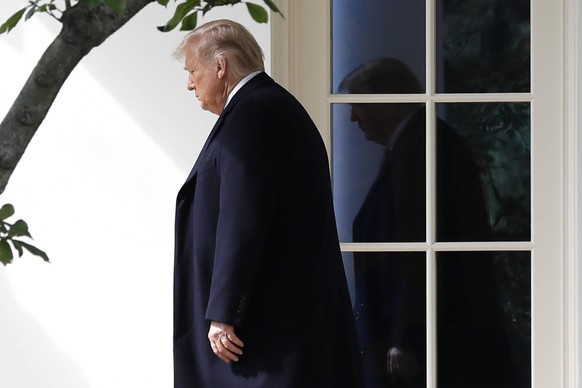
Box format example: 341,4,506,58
0,270,90,388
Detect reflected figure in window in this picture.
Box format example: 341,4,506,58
339,58,518,388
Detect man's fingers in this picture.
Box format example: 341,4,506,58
215,338,240,362
220,334,243,356
226,332,244,348
386,348,423,383
215,348,231,363
209,340,229,363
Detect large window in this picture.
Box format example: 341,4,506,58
272,0,571,386
332,1,531,386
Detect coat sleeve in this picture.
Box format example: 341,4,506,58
204,95,291,327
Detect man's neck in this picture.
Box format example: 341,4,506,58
224,71,262,108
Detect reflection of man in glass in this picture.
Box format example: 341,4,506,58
340,58,516,388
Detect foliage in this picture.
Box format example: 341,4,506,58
439,0,530,93
440,0,531,239
1,0,283,34
445,102,531,241
158,0,282,32
441,0,531,241
0,204,49,265
440,0,531,383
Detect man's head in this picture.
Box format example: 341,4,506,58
338,57,422,95
339,58,423,146
175,19,265,115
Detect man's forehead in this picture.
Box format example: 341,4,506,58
183,50,199,70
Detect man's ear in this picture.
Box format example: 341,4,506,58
216,56,227,80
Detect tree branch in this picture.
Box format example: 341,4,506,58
0,0,155,194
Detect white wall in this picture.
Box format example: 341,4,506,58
0,3,270,387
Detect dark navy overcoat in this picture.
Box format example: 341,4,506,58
352,108,517,387
173,73,364,388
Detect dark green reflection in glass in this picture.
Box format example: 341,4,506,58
437,251,531,388
437,103,531,242
436,0,531,93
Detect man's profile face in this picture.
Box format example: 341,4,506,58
350,103,400,146
184,47,226,115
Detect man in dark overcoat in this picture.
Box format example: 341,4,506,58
172,19,364,388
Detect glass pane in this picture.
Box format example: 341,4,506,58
436,0,531,93
437,251,531,388
437,103,531,241
332,0,425,93
342,251,356,306
353,252,426,387
332,103,426,243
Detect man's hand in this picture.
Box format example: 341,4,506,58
208,321,245,363
387,346,422,383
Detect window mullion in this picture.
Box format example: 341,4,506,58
427,0,437,387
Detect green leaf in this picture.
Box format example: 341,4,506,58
245,2,268,23
262,0,283,16
16,240,50,263
0,239,14,265
0,7,27,34
24,6,37,21
157,0,170,5
80,0,101,9
38,4,55,13
11,240,24,257
180,11,198,31
207,0,236,5
158,0,200,32
9,220,32,238
0,204,15,221
103,0,127,15
201,3,212,14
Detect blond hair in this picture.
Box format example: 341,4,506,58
174,19,265,79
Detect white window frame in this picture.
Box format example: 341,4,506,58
271,0,580,386
565,0,581,386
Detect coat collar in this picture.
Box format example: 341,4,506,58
183,72,274,184
222,72,272,115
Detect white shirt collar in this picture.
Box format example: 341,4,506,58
224,71,262,108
